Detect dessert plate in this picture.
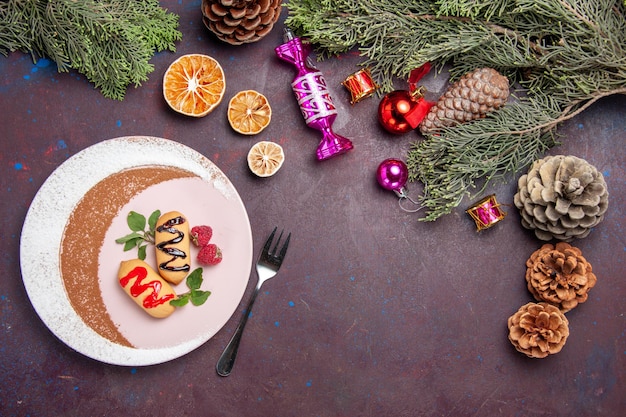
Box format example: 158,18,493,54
20,136,253,366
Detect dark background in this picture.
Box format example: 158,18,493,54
1,1,624,416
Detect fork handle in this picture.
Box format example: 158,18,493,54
216,285,260,376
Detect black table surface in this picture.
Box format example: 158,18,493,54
1,2,625,416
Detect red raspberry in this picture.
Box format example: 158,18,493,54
190,225,212,247
197,243,222,266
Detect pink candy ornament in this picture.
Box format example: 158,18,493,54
376,159,421,212
275,29,353,161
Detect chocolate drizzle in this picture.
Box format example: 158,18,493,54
156,216,190,273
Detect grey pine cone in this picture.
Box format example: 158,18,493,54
202,0,281,45
419,67,509,135
513,155,609,241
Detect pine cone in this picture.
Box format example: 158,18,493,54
526,243,597,312
202,0,281,45
513,155,609,241
508,302,570,358
419,67,509,135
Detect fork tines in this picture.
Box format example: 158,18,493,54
264,227,291,261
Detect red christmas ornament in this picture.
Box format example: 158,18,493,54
378,90,415,134
377,63,435,134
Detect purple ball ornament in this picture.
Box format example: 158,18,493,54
376,159,421,212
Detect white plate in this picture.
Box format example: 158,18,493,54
20,137,253,366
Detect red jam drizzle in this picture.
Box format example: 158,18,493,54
119,266,175,308
156,215,190,273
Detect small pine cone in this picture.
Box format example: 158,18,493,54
525,243,597,312
202,0,282,45
513,155,609,241
419,67,509,135
508,302,570,358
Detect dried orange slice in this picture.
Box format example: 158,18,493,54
227,90,272,135
247,141,284,177
163,54,225,117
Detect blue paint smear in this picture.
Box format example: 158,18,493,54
36,58,51,68
288,301,295,307
14,163,23,170
306,380,312,387
602,169,610,177
56,140,67,150
274,321,280,327
116,120,122,127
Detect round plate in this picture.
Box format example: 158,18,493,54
20,137,253,366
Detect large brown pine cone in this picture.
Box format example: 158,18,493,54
508,302,569,358
419,67,509,135
202,0,281,45
513,155,609,241
525,243,597,312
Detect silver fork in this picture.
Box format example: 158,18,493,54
216,227,291,376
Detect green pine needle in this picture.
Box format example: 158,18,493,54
285,0,626,220
0,0,182,100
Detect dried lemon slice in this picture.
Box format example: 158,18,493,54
227,90,272,135
247,141,284,177
163,54,225,117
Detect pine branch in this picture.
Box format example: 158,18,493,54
285,0,626,220
0,0,182,100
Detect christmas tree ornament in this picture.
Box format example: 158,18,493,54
275,29,353,161
419,67,510,135
466,194,506,231
513,155,609,241
378,63,435,134
525,242,597,313
507,302,570,359
202,0,282,45
378,90,418,134
376,159,421,212
342,68,379,104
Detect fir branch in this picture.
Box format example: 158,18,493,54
407,96,561,220
286,0,626,220
0,0,182,100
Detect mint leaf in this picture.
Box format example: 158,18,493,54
170,294,190,307
123,239,139,252
148,209,161,231
116,209,161,258
190,290,211,306
138,244,147,261
127,211,146,232
170,267,211,308
115,232,143,243
186,268,203,290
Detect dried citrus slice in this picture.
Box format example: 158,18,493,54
227,90,272,135
163,54,225,117
247,141,284,177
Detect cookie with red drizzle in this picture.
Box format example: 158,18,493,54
118,259,176,318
